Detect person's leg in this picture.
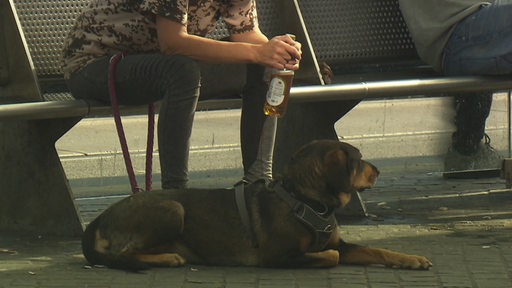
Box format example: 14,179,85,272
443,91,502,172
150,56,201,189
451,92,492,156
66,54,201,189
441,1,509,172
444,91,502,172
240,64,277,183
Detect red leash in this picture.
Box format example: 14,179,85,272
108,52,155,193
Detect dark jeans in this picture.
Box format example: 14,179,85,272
451,92,492,155
67,53,276,188
442,1,512,154
443,0,512,76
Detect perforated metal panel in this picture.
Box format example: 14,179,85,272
13,0,419,78
298,0,417,64
255,0,282,38
12,0,280,78
13,0,88,77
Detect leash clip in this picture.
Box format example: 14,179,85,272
109,52,125,64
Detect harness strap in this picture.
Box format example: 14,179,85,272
273,182,337,252
108,52,155,193
235,180,259,247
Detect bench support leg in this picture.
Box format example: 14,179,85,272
0,118,84,237
503,158,512,189
274,100,368,216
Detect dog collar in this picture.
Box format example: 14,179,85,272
272,182,337,252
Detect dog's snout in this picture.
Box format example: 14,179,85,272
363,161,380,179
373,165,380,177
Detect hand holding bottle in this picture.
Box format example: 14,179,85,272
263,34,299,117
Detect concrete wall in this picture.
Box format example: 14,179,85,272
57,93,509,180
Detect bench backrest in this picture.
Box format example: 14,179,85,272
10,0,298,94
300,0,418,62
13,0,88,79
0,0,41,103
8,0,424,94
297,0,423,78
12,0,283,78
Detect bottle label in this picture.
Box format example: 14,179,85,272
266,77,286,106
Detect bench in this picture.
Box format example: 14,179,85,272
1,0,511,236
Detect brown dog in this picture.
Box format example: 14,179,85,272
82,140,432,270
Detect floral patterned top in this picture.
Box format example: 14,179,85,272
62,0,258,78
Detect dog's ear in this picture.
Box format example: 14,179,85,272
323,149,352,193
324,142,366,192
339,142,362,161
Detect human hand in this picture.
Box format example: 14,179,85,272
258,34,302,70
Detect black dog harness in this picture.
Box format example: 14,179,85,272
235,180,337,252
272,182,337,252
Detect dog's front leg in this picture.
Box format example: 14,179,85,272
300,249,340,268
337,241,432,270
274,249,339,268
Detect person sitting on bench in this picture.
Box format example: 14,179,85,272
62,0,302,189
398,0,505,173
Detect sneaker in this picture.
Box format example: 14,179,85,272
444,134,503,172
474,134,503,170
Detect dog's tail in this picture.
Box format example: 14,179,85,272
81,219,149,271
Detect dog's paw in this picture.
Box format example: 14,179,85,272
322,249,340,267
304,249,340,268
388,254,433,270
161,253,186,267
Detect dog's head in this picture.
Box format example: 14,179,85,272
283,140,379,208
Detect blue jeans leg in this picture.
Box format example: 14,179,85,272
443,0,512,75
442,1,512,154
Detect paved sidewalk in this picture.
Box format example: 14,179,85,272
1,171,512,288
1,97,510,287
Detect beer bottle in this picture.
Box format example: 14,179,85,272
263,34,296,117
